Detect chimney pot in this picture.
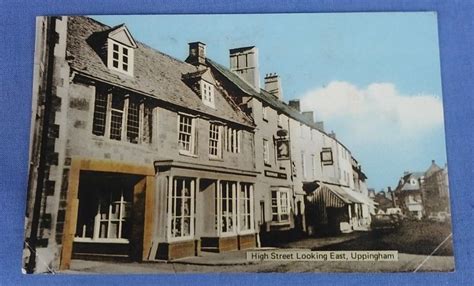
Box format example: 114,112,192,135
264,73,283,100
288,99,300,111
302,111,314,123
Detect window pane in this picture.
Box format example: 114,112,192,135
126,100,140,143
92,91,107,136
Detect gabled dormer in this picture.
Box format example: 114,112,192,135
182,68,217,109
105,24,138,76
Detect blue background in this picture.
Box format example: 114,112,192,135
0,0,472,285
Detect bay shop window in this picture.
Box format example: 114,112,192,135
168,177,195,240
166,178,254,240
215,181,255,235
92,86,153,144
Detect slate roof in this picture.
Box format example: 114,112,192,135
397,172,424,192
66,16,254,128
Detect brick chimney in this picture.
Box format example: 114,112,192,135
264,73,282,100
185,42,206,67
229,46,260,90
288,99,300,111
302,111,314,123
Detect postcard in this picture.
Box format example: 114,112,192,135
23,13,453,274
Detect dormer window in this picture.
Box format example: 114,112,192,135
201,80,215,108
105,25,137,76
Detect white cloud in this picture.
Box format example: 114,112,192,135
299,81,444,140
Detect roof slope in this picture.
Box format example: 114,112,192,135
207,58,322,130
66,16,253,127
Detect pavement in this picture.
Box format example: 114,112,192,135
61,232,455,274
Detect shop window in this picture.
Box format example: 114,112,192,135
218,181,237,235
74,174,134,244
271,189,290,222
169,177,195,240
239,183,254,232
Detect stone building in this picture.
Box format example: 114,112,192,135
24,16,373,272
25,16,259,272
208,48,373,238
394,160,450,219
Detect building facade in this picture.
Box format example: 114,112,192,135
24,16,373,272
393,160,450,219
25,16,259,272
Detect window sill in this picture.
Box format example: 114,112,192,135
209,156,224,161
73,237,130,244
179,150,198,158
269,220,291,226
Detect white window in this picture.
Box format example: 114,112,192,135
178,114,196,155
262,104,268,121
168,177,195,240
201,81,215,108
263,139,270,165
92,87,152,144
218,181,237,235
209,123,222,158
75,187,131,244
226,127,240,153
271,190,290,222
107,40,134,76
277,113,282,127
301,152,307,179
312,154,317,178
238,183,254,233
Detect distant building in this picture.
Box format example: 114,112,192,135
393,160,450,219
422,161,450,214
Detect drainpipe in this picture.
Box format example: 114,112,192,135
26,16,57,274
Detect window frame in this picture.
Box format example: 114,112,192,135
263,139,270,166
178,113,197,156
74,188,131,244
92,87,152,145
271,189,291,223
217,181,237,236
262,104,268,122
237,183,255,234
167,177,196,242
209,123,222,159
107,39,134,76
301,151,307,179
201,80,215,108
226,126,241,153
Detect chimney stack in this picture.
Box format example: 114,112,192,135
264,73,282,100
229,46,260,90
288,99,300,111
302,111,314,123
185,42,206,67
315,121,325,131
329,131,336,139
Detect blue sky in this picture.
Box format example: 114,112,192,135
93,13,447,191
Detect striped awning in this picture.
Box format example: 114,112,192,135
305,182,363,207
